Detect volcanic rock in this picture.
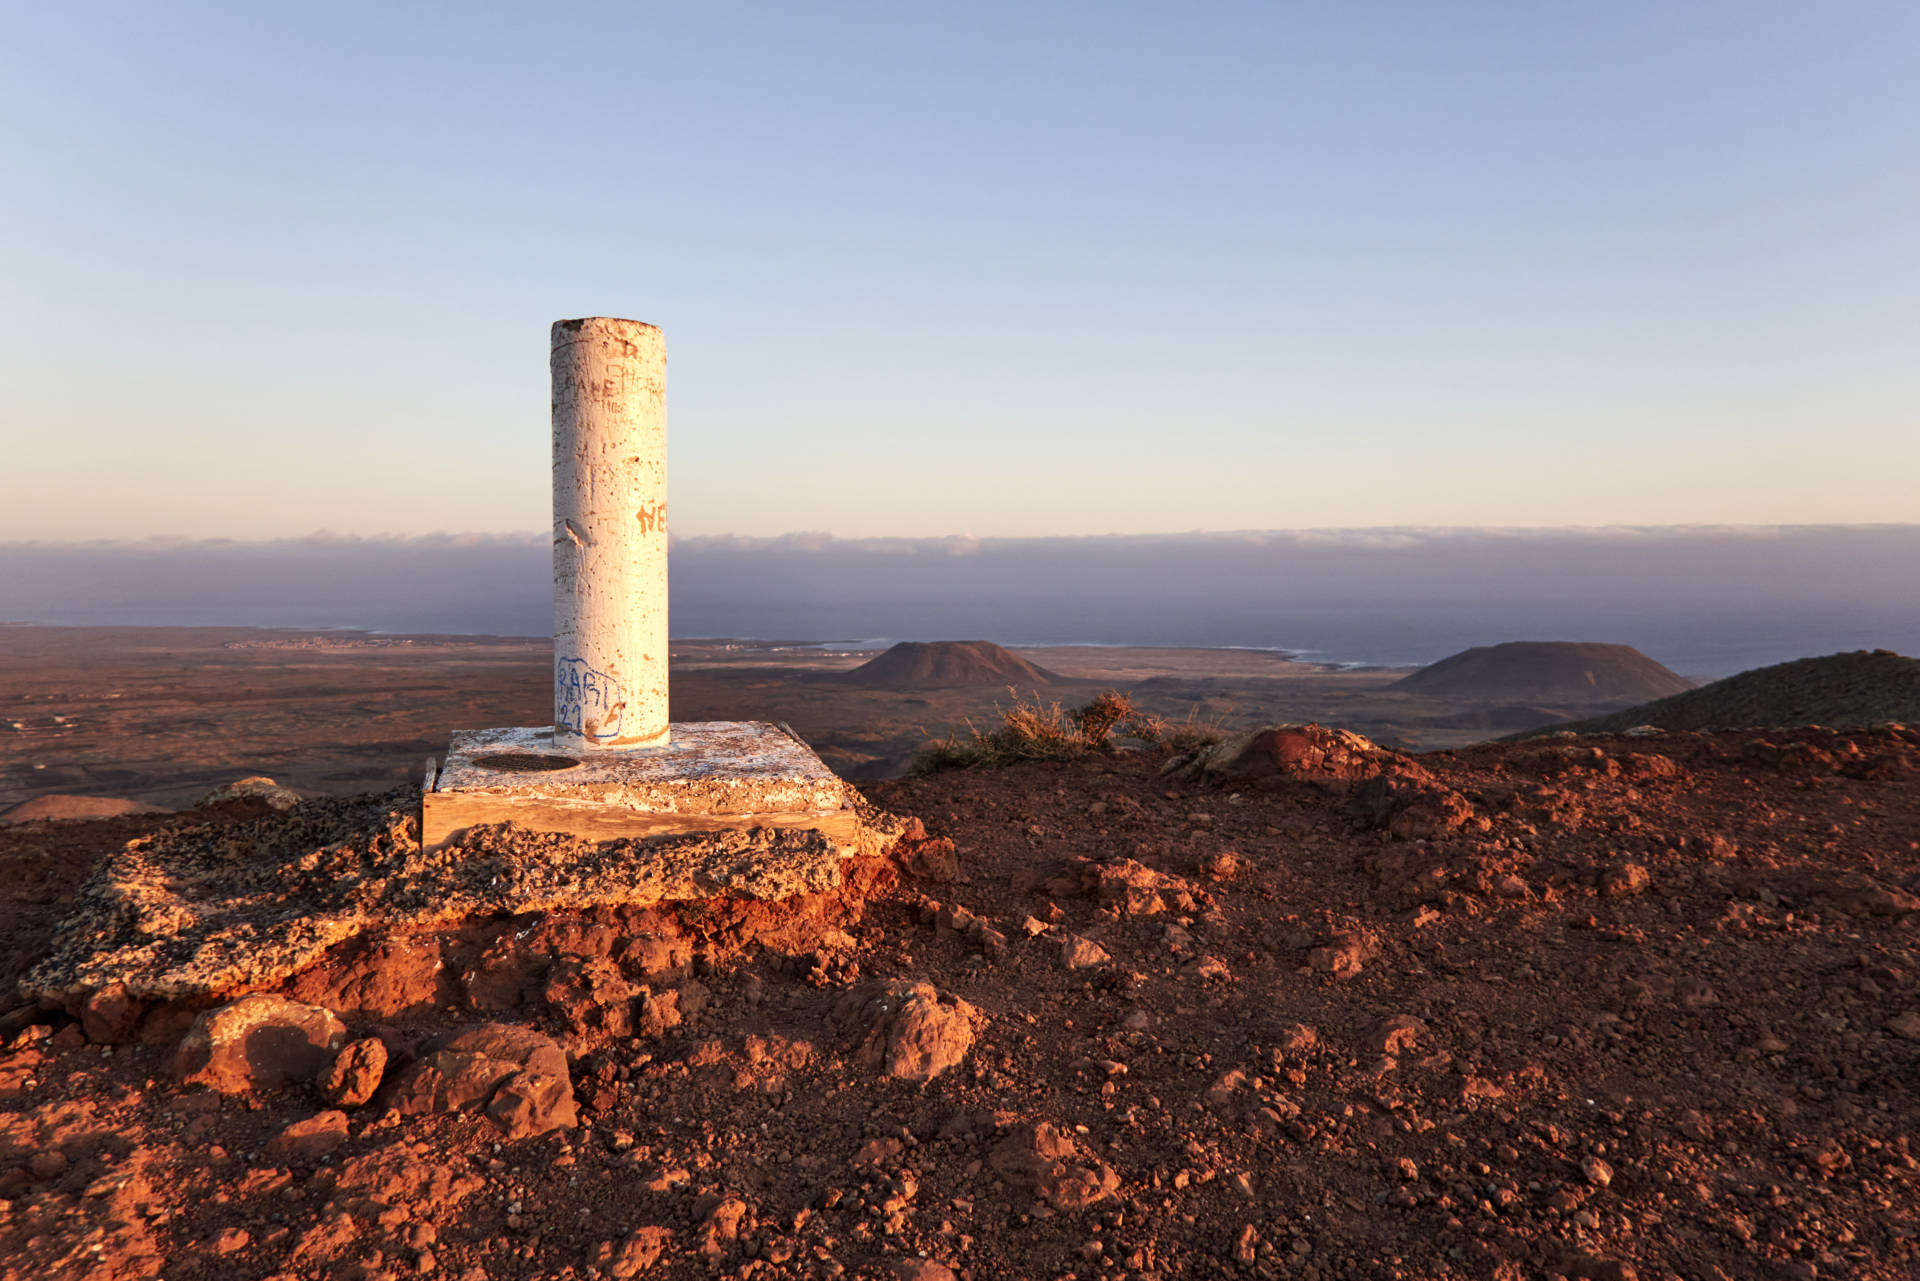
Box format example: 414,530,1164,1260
543,956,635,1050
172,994,346,1093
989,1121,1120,1209
318,1037,389,1107
20,786,909,1008
841,981,980,1083
886,1262,959,1281
385,1022,575,1138
1348,773,1482,838
593,1227,674,1277
1060,934,1112,969
266,1110,350,1161
1167,724,1398,791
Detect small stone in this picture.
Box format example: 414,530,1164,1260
80,987,146,1045
266,1110,350,1161
1600,862,1651,896
319,1038,389,1107
593,1226,674,1278
1887,1011,1920,1042
1060,935,1111,970
1581,1156,1614,1188
1369,1014,1426,1056
903,837,960,882
1306,932,1370,979
885,1261,958,1281
487,1070,576,1140
210,1227,250,1255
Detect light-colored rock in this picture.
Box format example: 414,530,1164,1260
173,994,345,1093
1060,935,1111,970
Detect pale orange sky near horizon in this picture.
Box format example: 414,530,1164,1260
3,4,1916,542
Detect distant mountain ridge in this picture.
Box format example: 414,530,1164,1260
837,641,1056,689
1522,650,1920,737
1395,641,1693,704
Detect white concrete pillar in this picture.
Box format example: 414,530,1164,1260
551,317,669,750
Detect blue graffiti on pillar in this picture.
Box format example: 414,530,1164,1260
556,657,625,740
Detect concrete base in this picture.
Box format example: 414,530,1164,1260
422,721,857,851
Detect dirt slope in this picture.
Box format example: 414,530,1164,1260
838,641,1057,689
1533,649,1920,739
4,727,1920,1280
0,795,169,824
1395,641,1693,704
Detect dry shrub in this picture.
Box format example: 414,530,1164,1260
1120,706,1230,754
916,688,1148,773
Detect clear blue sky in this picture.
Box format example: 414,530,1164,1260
3,2,1915,540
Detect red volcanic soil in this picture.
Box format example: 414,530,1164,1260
1396,643,1694,704
3,727,1920,1280
837,641,1056,690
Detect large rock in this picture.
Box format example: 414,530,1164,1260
1348,774,1484,839
384,1022,576,1138
173,994,346,1093
1166,724,1396,791
839,982,980,1084
543,956,635,1051
989,1121,1120,1208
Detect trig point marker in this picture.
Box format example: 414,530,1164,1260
421,318,859,851
552,317,668,750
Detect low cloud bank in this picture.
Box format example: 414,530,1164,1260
4,525,1916,676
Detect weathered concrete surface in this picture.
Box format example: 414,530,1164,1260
20,786,909,1009
423,721,857,850
436,722,846,813
552,316,669,750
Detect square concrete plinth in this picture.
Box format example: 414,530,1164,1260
422,721,858,851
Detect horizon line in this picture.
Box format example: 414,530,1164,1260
5,519,1919,551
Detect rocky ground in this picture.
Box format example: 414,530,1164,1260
1,724,1918,1281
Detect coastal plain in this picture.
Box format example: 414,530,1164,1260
0,626,1629,811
